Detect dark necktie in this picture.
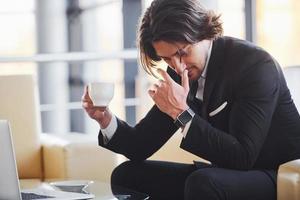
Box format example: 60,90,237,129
187,81,203,115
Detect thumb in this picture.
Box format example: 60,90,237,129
148,89,155,99
82,85,91,101
84,85,90,97
181,69,189,91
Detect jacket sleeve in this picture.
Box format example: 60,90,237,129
98,105,178,161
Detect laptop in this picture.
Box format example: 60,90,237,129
0,120,95,200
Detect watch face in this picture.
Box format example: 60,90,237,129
176,109,194,127
178,110,193,124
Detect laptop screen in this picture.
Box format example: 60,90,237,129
0,120,22,200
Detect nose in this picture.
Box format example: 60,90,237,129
171,56,185,74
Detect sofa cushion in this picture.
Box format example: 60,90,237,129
0,75,43,179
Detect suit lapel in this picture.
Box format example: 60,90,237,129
202,38,225,119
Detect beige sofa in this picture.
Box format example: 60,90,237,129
0,74,299,200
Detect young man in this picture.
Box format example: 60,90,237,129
82,0,300,199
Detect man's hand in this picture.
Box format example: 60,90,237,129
81,86,112,129
148,68,190,120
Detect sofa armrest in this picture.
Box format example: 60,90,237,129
277,159,300,200
41,133,126,182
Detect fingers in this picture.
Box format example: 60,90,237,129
84,85,88,95
153,79,165,88
148,89,155,99
82,85,88,100
156,68,173,83
82,85,94,111
82,85,92,102
181,69,189,90
82,101,93,109
148,83,158,99
148,79,161,100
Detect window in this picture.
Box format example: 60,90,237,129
256,0,300,67
0,0,36,75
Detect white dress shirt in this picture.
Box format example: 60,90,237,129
181,41,212,137
101,41,213,141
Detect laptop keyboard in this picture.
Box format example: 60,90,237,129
21,192,54,199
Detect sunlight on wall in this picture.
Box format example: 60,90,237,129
218,0,245,39
0,63,37,75
0,0,36,75
257,0,300,67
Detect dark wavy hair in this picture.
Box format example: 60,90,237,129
137,0,223,75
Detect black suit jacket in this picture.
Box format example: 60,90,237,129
99,37,300,170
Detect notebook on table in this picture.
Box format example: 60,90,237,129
0,120,95,200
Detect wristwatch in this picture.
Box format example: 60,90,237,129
174,108,195,128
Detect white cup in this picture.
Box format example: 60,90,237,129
88,82,114,107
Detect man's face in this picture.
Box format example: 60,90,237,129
152,39,211,81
